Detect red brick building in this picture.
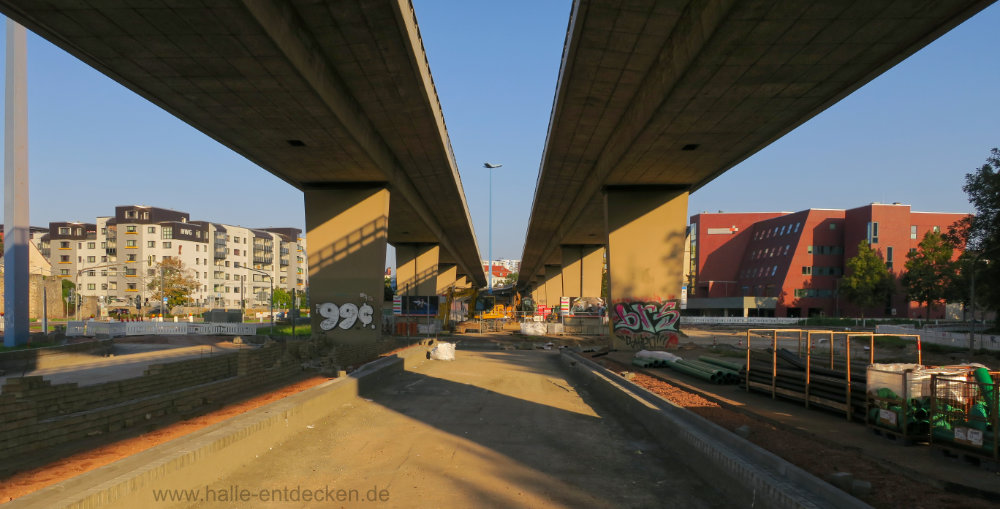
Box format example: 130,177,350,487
686,203,967,318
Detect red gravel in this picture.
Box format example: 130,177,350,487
595,358,994,509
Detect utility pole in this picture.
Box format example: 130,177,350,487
160,263,165,320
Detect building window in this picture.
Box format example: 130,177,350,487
148,226,156,234
109,281,118,290
87,283,96,290
58,227,70,235
933,226,940,234
101,283,108,290
87,256,96,263
101,255,108,262
60,269,70,276
125,268,137,276
147,241,156,248
126,254,137,262
867,222,879,244
87,242,96,249
101,242,106,248
87,270,96,277
830,223,837,230
127,283,137,291
886,246,894,270
60,255,70,263
125,240,137,248
802,266,811,275
162,227,173,239
163,242,172,249
780,225,786,235
807,246,813,254
910,225,917,239
125,225,137,233
60,241,70,249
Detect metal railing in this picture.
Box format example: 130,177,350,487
66,320,268,338
876,324,1000,351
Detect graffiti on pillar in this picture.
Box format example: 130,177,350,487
612,299,682,349
317,293,376,331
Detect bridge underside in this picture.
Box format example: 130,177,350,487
0,0,487,355
518,0,990,347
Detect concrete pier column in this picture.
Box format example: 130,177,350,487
604,186,688,350
436,263,457,295
305,186,389,364
543,265,563,308
395,243,439,296
561,245,604,298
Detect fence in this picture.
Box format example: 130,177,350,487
66,320,267,338
682,316,800,326
876,325,1000,352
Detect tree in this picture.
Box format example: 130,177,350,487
271,287,292,308
902,232,958,319
952,148,1000,319
384,276,393,301
498,271,518,287
146,258,200,310
841,240,893,318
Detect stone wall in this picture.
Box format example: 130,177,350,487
0,274,65,320
0,343,301,473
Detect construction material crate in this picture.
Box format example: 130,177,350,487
929,370,1000,462
866,364,970,441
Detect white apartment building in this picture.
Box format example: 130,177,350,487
483,259,520,272
39,205,307,310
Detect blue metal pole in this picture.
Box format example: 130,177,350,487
488,167,493,294
4,21,29,346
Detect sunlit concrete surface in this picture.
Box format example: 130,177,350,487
182,350,728,508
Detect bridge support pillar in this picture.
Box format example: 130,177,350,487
305,185,389,365
395,243,439,296
436,263,457,295
543,265,563,309
604,186,687,350
561,245,604,299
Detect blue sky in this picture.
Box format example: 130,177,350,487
1,2,998,264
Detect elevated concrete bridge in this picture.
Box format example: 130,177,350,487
0,0,991,357
0,0,485,356
517,0,991,349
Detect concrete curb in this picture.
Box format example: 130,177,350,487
6,343,431,509
560,351,871,509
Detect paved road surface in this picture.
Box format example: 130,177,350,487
182,350,729,508
0,342,242,386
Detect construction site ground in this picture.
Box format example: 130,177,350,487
3,327,999,507
451,328,1000,508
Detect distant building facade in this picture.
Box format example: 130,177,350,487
38,206,307,310
686,203,967,319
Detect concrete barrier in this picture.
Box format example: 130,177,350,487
559,350,870,509
6,343,432,509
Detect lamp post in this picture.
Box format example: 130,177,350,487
247,267,273,332
483,162,502,294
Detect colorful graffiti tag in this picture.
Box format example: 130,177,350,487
612,299,682,349
317,293,377,331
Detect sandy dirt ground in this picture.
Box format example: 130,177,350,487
594,355,997,509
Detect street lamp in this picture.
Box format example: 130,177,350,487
483,162,502,294
247,267,274,332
